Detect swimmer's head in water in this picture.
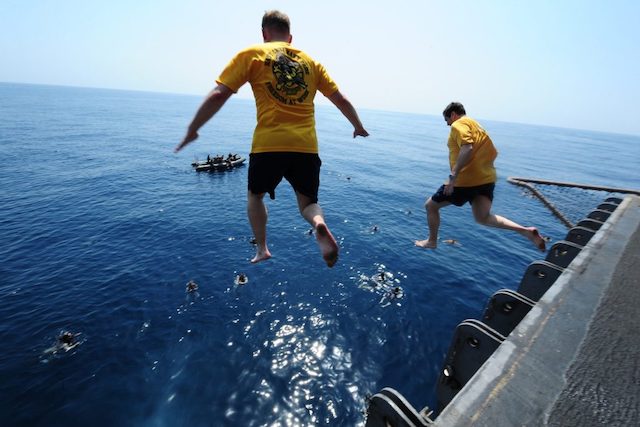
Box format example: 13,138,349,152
235,274,248,285
186,280,199,292
60,332,75,344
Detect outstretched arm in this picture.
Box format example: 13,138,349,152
174,84,234,152
327,90,369,138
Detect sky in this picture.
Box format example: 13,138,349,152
2,0,639,136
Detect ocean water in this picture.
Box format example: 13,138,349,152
0,82,638,427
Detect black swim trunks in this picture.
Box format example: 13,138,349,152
431,182,495,206
248,152,321,203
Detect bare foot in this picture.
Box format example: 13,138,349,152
315,223,339,267
525,227,546,252
415,239,437,249
251,246,272,263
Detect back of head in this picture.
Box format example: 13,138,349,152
443,102,466,117
262,10,290,36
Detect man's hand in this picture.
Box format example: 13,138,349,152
444,174,456,195
174,129,199,153
444,183,454,196
353,127,369,138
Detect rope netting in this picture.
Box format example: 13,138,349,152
508,177,639,228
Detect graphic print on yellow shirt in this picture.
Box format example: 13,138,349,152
447,116,498,187
266,49,310,104
216,42,339,154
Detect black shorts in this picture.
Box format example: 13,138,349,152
248,152,322,203
431,182,495,206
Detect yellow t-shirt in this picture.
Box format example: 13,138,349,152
448,116,498,187
217,42,339,154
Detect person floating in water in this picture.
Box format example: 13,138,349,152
186,280,199,293
415,102,546,252
442,239,461,246
45,331,81,354
59,331,76,345
175,10,369,267
235,273,248,285
379,286,404,306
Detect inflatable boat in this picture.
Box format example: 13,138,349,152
192,155,245,172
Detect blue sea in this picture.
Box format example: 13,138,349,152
1,82,639,427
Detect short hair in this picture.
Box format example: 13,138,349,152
262,10,290,34
443,102,466,118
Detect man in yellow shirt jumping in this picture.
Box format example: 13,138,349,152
175,10,369,267
415,102,545,251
